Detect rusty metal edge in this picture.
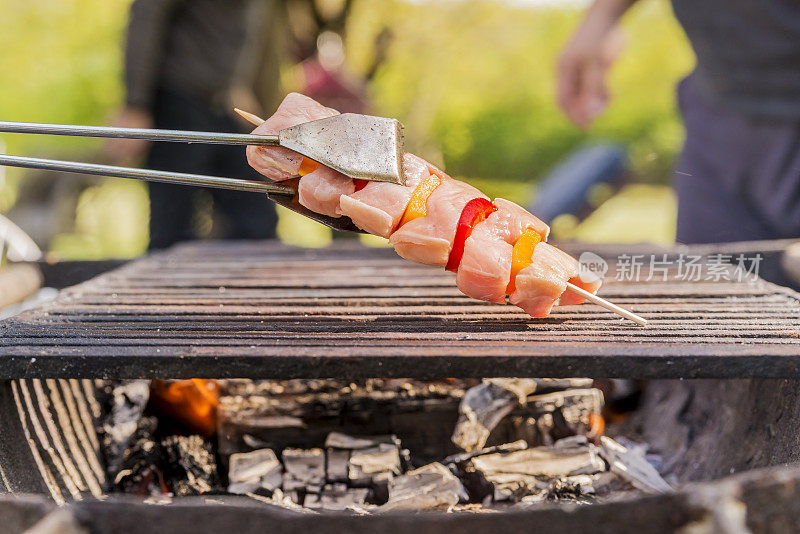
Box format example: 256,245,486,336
0,350,798,380
4,461,800,534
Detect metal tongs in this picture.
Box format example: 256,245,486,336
0,112,405,233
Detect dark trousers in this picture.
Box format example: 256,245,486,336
146,90,278,250
674,75,800,244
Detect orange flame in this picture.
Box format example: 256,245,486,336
587,412,605,441
150,379,220,437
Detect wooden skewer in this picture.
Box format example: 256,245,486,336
566,282,647,326
234,108,265,126
235,107,647,326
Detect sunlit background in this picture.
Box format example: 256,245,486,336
0,0,693,259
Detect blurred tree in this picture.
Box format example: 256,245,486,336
0,0,143,258
0,0,127,153
347,0,693,183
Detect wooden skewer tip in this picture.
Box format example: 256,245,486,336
565,282,648,326
234,108,265,126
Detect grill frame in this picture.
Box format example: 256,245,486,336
2,240,799,380
5,461,800,533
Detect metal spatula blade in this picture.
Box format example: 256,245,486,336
279,114,405,185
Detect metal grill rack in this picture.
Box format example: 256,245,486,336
3,241,799,379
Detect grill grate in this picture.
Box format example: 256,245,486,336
2,241,800,379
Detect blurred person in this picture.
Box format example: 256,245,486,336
282,0,382,115
108,0,286,249
557,0,800,244
299,30,368,115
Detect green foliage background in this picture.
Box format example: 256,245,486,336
0,0,147,258
349,0,693,184
0,0,693,258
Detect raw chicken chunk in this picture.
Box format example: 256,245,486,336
509,242,580,317
456,223,512,304
456,198,550,304
559,272,603,306
246,92,338,181
389,177,487,268
337,154,429,237
298,165,355,218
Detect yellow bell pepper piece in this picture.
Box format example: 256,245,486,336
398,174,442,227
506,227,542,294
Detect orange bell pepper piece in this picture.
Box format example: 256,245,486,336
298,157,319,176
398,173,442,227
506,227,543,294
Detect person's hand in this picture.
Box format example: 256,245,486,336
557,10,626,128
105,107,153,163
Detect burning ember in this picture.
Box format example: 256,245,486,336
149,379,220,438
98,378,669,512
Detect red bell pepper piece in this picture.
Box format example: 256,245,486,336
445,197,497,273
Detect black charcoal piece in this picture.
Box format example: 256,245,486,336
554,474,596,497
326,448,350,483
380,463,464,512
305,484,370,511
453,379,604,452
469,445,605,479
451,380,532,452
161,435,219,496
598,436,672,494
228,448,280,482
526,388,604,443
115,432,218,497
508,474,597,505
467,444,605,502
348,444,401,487
282,448,326,493
99,380,151,476
490,474,547,502
227,448,282,495
443,440,528,465
112,417,162,496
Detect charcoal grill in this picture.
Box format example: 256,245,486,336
2,240,799,379
3,239,800,533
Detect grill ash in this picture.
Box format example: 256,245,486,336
99,377,667,512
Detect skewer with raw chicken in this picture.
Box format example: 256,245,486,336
0,95,644,325
243,93,642,324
